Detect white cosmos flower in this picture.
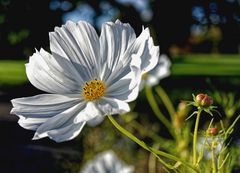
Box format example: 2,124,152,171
80,150,134,173
197,136,223,160
140,54,171,89
10,20,159,142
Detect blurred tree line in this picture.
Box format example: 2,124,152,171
0,0,239,59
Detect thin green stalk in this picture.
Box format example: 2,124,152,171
150,148,198,172
212,141,217,173
108,115,199,173
193,110,202,166
225,114,240,139
155,85,176,120
145,86,175,138
148,144,159,173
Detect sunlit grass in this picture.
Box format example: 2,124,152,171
172,54,240,76
0,60,27,86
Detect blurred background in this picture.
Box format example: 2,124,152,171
0,0,240,173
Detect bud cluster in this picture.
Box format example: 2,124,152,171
195,93,213,108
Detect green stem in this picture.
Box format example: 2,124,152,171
108,115,198,173
155,86,176,120
148,144,159,173
212,141,217,173
145,86,175,138
193,110,202,165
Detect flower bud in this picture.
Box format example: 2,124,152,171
207,127,218,136
195,93,213,108
173,102,189,129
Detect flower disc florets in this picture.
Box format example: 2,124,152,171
83,79,106,101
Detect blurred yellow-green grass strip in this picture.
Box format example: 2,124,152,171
0,60,27,85
0,54,240,86
172,54,240,76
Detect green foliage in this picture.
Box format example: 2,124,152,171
0,14,5,24
102,87,240,173
172,54,240,76
7,29,29,45
0,60,27,86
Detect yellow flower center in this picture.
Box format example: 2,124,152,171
82,79,106,101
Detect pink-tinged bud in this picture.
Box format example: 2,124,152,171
195,93,213,108
208,127,218,136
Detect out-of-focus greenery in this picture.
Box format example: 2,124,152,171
0,60,27,85
172,54,240,76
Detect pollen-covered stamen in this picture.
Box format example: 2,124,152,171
83,79,106,101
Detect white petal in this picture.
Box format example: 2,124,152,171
74,97,130,124
106,87,139,103
11,94,81,130
104,62,131,88
106,28,159,95
140,38,159,73
26,49,82,94
145,54,171,87
145,75,159,86
99,21,142,95
11,94,81,117
49,21,101,81
131,28,159,74
140,55,171,87
34,121,86,143
106,78,133,100
106,55,141,93
18,117,48,130
97,97,130,115
86,116,105,127
33,102,86,142
106,52,142,102
38,48,86,86
80,150,134,173
100,20,136,80
104,27,158,101
74,102,102,123
160,54,171,67
105,45,142,90
153,54,171,78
